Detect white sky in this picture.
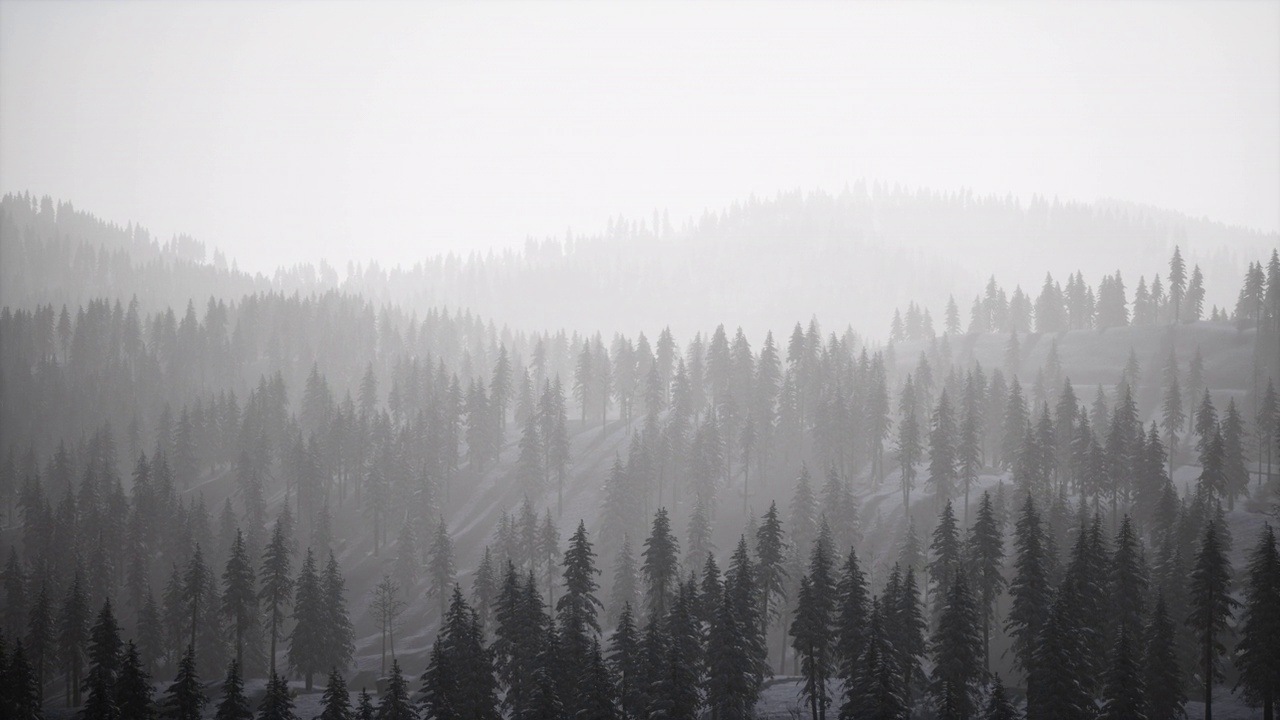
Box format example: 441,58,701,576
2,0,1277,272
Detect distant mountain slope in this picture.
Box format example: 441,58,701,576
4,187,1274,340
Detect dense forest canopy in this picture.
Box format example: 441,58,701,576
1,193,1278,720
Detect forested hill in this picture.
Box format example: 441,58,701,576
4,188,1275,339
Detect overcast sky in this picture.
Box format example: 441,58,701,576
2,0,1277,272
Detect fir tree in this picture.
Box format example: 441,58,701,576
578,638,618,720
221,530,258,671
214,660,252,720
930,574,983,719
59,570,90,707
606,603,643,720
556,520,602,687
841,597,908,720
257,671,297,720
755,501,789,642
641,509,680,622
1005,496,1051,678
420,586,500,720
318,667,352,720
833,547,870,698
1026,584,1092,720
321,552,355,679
376,660,416,720
928,500,962,619
984,675,1019,720
115,641,155,720
259,523,293,676
80,600,123,720
1099,624,1146,720
287,548,325,690
966,492,1005,674
1186,520,1239,720
1234,524,1280,720
161,646,205,720
427,519,456,624
929,391,959,506
356,690,375,720
1110,515,1149,642
9,640,44,720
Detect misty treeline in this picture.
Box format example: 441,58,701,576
3,190,1272,339
0,208,1279,720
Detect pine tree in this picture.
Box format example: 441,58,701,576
420,586,500,720
287,548,325,690
606,603,643,720
930,573,983,719
578,638,618,720
984,675,1019,720
556,520,602,689
214,660,252,720
841,597,908,720
1186,520,1239,720
221,530,258,671
1005,495,1051,678
833,547,870,699
886,565,928,712
641,509,680,621
755,501,789,643
897,380,923,511
427,519,456,624
928,500,962,620
115,641,155,720
356,690,375,720
1099,624,1147,720
259,523,293,676
9,640,44,720
966,492,1005,674
708,584,754,720
1234,524,1280,720
791,575,831,720
80,600,123,720
1220,399,1250,509
258,671,297,720
1110,515,1149,642
375,660,416,720
321,552,355,680
59,570,90,707
1026,584,1092,720
161,646,205,720
1146,594,1187,720
318,668,352,720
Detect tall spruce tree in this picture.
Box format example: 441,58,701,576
427,518,456,624
79,600,123,720
1186,520,1239,720
318,668,352,720
1005,495,1051,679
221,530,258,671
556,520,602,692
59,570,90,707
606,603,643,720
259,523,293,676
930,573,984,719
160,646,205,720
833,546,870,701
641,509,679,622
1099,624,1146,720
287,548,325,690
257,671,297,720
966,491,1005,674
375,660,416,720
115,641,154,720
214,660,252,720
321,552,355,679
1234,524,1280,720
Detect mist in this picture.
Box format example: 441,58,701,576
2,2,1279,719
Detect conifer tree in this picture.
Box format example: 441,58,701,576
1004,496,1050,679
1146,594,1187,720
1234,524,1280,720
1099,625,1146,720
1026,584,1092,720
833,547,869,697
356,690,375,720
421,586,499,720
708,584,755,720
161,646,205,720
606,603,643,720
641,509,679,621
259,523,293,676
115,641,155,720
755,501,789,641
1110,515,1149,642
1187,520,1238,720
472,547,498,632
930,573,983,719
884,565,928,712
59,570,90,707
556,521,602,678
321,552,355,679
984,675,1019,720
375,660,416,720
214,660,252,720
221,530,258,671
318,668,352,720
928,501,962,619
966,492,1005,674
929,391,959,507
80,600,123,720
896,379,923,510
426,519,455,624
287,548,325,690
842,596,908,720
258,671,297,720
578,638,619,720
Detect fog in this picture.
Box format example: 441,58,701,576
2,4,1280,719
3,0,1277,277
